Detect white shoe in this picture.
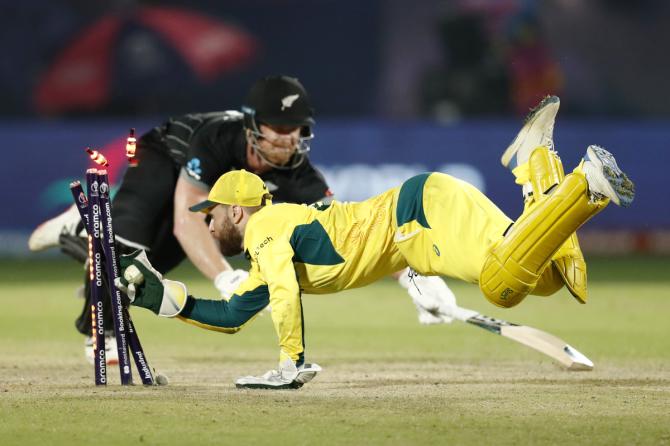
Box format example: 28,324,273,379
235,369,301,390
235,363,322,390
582,145,635,207
28,204,83,251
501,95,560,170
84,335,120,366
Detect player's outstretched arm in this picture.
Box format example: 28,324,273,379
176,281,269,333
232,232,323,389
117,250,267,332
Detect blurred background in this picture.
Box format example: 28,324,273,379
2,0,669,257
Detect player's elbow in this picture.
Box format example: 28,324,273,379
172,217,190,242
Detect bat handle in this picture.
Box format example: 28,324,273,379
452,306,480,322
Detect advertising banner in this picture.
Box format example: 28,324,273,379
1,119,666,254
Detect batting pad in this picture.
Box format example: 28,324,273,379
479,173,605,308
528,147,591,303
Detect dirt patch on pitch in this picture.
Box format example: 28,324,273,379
3,355,669,399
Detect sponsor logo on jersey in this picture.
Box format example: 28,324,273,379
281,94,300,111
186,158,202,181
253,236,274,259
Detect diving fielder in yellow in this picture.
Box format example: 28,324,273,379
116,102,634,389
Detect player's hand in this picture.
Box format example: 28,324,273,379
114,250,188,317
397,268,458,324
214,269,249,299
234,359,322,389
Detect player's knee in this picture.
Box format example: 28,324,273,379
531,264,564,296
478,252,533,308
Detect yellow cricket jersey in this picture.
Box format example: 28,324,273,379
176,173,511,365
247,189,408,294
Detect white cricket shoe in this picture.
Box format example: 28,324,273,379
84,335,119,366
501,95,560,170
235,369,302,390
582,145,635,207
28,204,83,251
235,363,322,390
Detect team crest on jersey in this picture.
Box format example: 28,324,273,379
186,158,202,180
281,94,299,111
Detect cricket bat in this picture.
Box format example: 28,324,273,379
453,307,594,371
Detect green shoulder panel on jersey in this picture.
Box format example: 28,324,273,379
396,173,432,229
177,285,269,333
290,220,344,265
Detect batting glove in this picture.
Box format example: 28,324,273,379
398,268,458,324
114,250,188,318
235,358,322,390
214,269,249,299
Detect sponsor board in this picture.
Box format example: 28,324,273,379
1,119,668,256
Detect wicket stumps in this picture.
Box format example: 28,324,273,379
70,168,155,386
70,181,106,384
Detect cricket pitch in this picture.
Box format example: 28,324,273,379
1,258,669,445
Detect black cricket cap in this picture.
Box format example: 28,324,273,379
243,75,315,128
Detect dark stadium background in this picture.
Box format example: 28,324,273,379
2,0,668,255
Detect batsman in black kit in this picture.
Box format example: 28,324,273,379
30,76,332,363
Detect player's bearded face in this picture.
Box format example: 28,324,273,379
254,124,301,166
210,207,244,256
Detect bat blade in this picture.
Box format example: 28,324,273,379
499,325,594,370
454,307,594,371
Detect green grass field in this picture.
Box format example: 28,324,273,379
1,256,669,445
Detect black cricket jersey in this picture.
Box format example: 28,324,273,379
143,111,330,205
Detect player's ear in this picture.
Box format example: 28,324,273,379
230,205,244,224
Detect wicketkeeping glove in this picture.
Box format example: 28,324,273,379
398,268,458,325
114,250,188,318
234,359,322,390
214,269,249,299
